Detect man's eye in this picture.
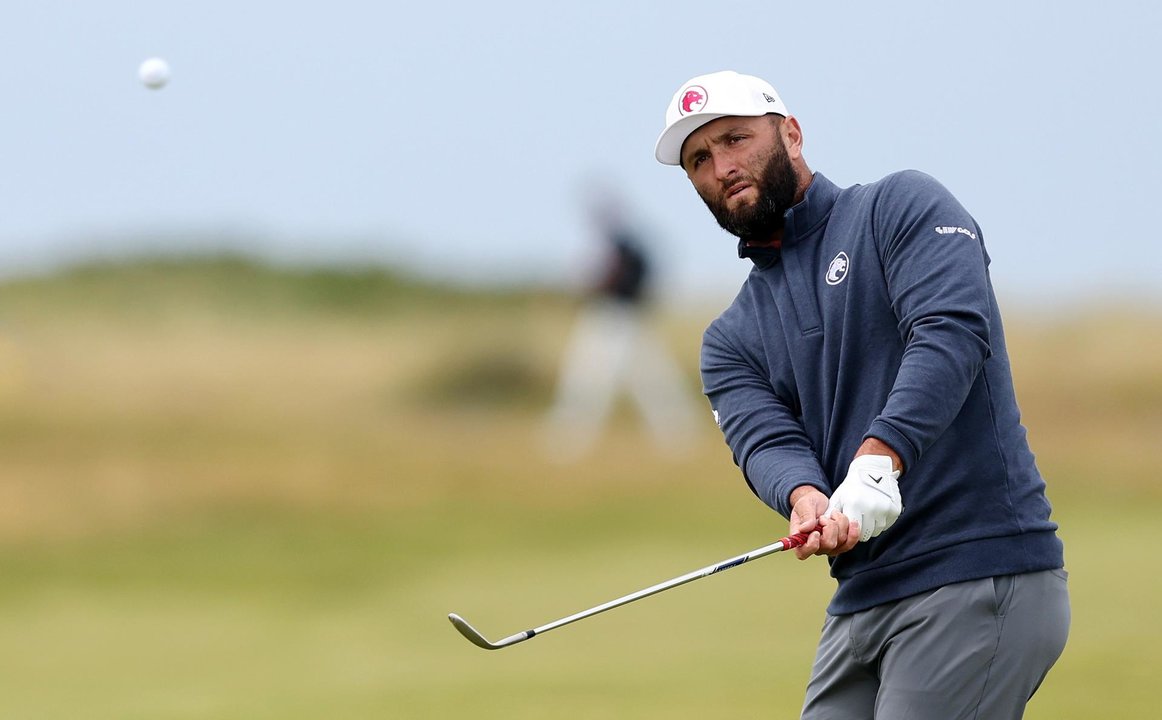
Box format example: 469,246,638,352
728,135,746,145
692,155,707,169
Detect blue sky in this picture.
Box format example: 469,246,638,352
2,1,1158,307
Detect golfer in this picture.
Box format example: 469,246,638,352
655,71,1069,719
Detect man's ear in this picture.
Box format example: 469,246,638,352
780,115,804,159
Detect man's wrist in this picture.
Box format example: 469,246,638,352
789,485,820,507
855,437,904,473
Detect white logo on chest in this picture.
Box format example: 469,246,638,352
825,252,850,286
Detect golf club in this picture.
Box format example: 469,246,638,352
449,527,816,650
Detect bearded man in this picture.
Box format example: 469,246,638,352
655,70,1070,720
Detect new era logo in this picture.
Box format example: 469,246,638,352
763,93,777,103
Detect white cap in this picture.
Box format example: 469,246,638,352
654,70,788,166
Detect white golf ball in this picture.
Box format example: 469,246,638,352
138,57,170,89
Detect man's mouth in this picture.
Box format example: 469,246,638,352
725,182,752,200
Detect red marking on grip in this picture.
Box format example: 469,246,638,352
780,525,823,550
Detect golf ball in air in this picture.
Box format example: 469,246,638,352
138,58,170,89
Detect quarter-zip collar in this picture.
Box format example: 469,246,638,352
738,172,841,268
737,238,782,268
783,172,840,247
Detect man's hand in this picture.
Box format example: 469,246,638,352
788,486,859,560
826,455,903,542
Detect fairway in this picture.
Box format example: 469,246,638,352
0,260,1155,718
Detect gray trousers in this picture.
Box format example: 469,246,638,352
801,569,1070,720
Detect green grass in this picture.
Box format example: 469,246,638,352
0,258,1155,717
0,478,1152,718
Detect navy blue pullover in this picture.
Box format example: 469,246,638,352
702,171,1064,615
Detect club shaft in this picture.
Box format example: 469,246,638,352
527,532,808,638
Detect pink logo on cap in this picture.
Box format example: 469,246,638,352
679,85,707,115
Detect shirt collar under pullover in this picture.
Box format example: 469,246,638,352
737,172,840,268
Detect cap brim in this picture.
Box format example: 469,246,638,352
654,114,729,166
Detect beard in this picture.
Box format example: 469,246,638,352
700,134,799,242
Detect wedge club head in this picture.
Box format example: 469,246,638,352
448,613,533,650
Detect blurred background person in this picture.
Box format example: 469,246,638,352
543,182,701,462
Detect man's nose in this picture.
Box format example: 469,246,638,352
711,150,740,182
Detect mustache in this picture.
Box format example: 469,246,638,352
722,176,754,196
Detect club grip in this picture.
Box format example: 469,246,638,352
779,525,823,550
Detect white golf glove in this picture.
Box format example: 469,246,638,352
826,455,903,542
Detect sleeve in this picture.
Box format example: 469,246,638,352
864,171,993,472
702,323,830,518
